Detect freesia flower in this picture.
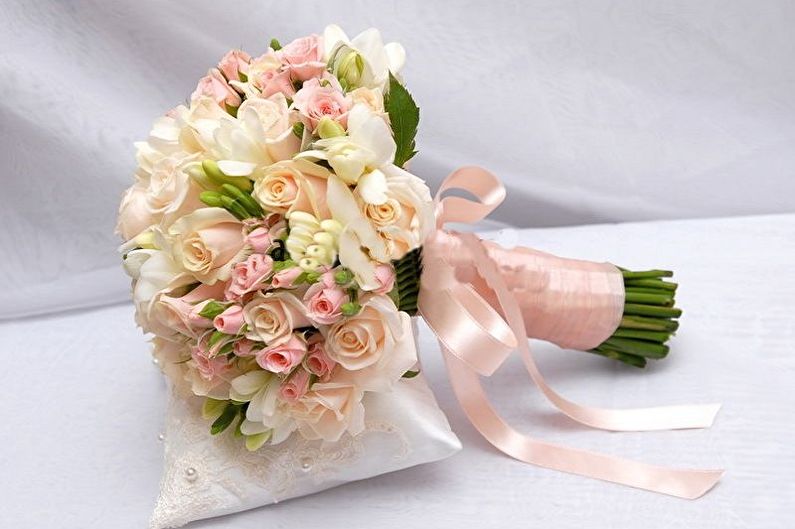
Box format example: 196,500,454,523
210,93,300,173
297,104,396,187
323,25,406,91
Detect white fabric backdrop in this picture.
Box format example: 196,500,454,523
2,0,795,317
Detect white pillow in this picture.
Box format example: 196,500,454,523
150,367,460,528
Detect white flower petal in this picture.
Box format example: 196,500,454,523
217,160,257,176
357,169,389,205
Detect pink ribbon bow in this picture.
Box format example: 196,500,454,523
419,166,725,499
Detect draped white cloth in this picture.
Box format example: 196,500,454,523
2,0,794,317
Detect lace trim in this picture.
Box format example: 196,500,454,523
150,386,410,529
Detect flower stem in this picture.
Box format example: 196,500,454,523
589,268,681,368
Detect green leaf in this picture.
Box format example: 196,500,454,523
198,300,227,320
402,370,420,379
270,38,282,51
210,402,240,435
385,72,419,167
292,121,305,139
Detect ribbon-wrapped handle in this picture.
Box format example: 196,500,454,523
419,166,724,498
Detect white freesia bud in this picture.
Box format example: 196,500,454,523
286,212,341,271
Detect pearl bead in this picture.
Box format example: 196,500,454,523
152,357,159,366
157,433,165,442
184,467,198,482
299,456,314,472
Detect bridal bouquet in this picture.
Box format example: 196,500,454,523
118,24,722,529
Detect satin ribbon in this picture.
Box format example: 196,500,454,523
418,166,724,498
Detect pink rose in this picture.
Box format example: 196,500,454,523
246,227,277,254
192,68,242,109
277,35,326,81
218,49,251,82
373,264,396,295
225,253,274,300
233,338,260,357
213,305,245,334
270,266,304,289
256,333,307,374
191,342,230,381
279,368,311,402
303,340,336,379
153,283,224,338
303,281,349,325
292,76,350,131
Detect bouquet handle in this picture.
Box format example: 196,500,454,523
419,166,724,498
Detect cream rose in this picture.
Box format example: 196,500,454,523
325,295,403,371
243,291,312,346
165,207,246,284
252,159,331,217
292,380,365,442
117,183,154,241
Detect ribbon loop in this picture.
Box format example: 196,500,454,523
419,166,724,497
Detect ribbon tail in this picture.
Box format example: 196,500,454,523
444,350,725,499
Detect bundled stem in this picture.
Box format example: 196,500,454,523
588,268,681,368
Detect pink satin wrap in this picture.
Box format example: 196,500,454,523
418,166,724,498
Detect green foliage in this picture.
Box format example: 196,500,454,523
389,247,422,316
384,72,419,167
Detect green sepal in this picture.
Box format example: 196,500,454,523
402,370,420,379
269,38,282,51
198,300,227,320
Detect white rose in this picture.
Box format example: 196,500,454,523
164,207,247,284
